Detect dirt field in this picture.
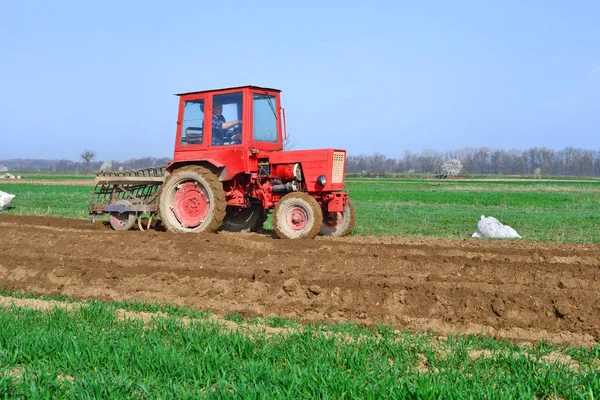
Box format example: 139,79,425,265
1,214,599,346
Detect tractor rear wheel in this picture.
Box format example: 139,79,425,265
319,199,356,237
273,192,323,239
253,207,268,232
109,199,137,231
158,166,226,233
221,202,267,233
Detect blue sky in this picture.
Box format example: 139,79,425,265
0,1,598,161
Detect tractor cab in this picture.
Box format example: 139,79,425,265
174,86,283,154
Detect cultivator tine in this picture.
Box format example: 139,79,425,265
134,214,154,232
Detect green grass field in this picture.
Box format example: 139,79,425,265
3,171,96,181
1,293,598,398
348,178,600,242
1,176,598,242
0,184,92,219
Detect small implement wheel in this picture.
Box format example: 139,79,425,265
319,199,356,237
273,192,323,239
221,202,267,233
109,199,137,231
158,166,226,233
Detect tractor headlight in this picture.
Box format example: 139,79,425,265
317,175,327,186
293,163,302,181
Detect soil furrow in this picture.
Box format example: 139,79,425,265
1,214,599,346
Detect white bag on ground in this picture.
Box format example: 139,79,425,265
472,215,521,239
0,190,15,211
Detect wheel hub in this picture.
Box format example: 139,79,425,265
110,212,129,229
173,182,210,227
286,206,308,230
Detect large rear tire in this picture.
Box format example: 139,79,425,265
273,192,323,239
109,199,137,231
158,166,226,233
319,199,356,237
253,207,268,232
221,202,266,233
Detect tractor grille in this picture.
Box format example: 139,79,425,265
332,151,345,184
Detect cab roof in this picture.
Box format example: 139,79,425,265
175,85,281,96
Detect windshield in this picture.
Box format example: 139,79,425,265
253,94,278,142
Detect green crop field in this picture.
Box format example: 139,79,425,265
3,171,96,181
0,293,598,398
348,178,600,242
1,177,599,242
0,184,92,219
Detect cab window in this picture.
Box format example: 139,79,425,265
253,94,278,142
180,100,204,145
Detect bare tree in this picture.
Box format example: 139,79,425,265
80,149,96,173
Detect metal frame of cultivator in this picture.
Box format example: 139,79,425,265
88,167,165,231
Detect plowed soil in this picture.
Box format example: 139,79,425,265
1,214,599,346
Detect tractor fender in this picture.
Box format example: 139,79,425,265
166,160,227,181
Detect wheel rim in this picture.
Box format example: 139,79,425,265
273,193,323,239
284,205,309,231
173,181,210,228
110,212,130,230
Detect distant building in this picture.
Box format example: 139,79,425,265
0,165,7,172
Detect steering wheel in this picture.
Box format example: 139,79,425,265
224,123,242,144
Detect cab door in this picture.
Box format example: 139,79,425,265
248,89,283,152
174,94,211,152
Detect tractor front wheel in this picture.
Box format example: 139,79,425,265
109,199,137,231
319,199,356,237
273,192,323,239
158,166,226,233
221,202,267,233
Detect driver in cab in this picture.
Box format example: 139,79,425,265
212,102,241,145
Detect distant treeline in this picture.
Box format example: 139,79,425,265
2,146,600,177
0,157,171,173
347,147,600,177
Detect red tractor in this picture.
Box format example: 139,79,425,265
89,85,355,239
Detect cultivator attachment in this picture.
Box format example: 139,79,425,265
88,167,165,230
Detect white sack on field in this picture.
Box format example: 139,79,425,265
472,215,522,239
0,190,15,211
